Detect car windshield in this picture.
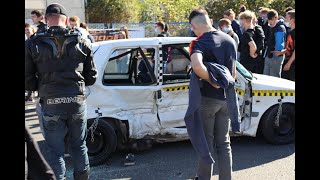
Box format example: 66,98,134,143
236,61,253,80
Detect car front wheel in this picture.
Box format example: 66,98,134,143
86,119,117,166
260,103,295,145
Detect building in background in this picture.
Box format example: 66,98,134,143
25,0,86,23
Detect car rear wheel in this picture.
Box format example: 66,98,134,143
86,119,117,166
260,103,295,145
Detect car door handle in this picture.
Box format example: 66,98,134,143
154,90,162,99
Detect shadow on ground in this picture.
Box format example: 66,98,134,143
28,106,294,180
60,137,294,180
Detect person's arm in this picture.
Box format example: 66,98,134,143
283,50,295,71
82,43,98,86
271,49,287,56
25,40,38,91
228,40,238,80
190,53,220,88
248,41,258,58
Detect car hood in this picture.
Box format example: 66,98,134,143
251,73,295,91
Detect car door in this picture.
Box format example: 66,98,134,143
235,61,254,131
94,46,163,138
156,44,191,129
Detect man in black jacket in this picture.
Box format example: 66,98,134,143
25,3,97,180
31,10,47,33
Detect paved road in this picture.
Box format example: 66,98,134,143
26,103,295,180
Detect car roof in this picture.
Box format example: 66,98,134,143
92,37,196,51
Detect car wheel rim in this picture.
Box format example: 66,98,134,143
275,113,294,136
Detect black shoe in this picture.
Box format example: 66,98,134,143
124,153,135,166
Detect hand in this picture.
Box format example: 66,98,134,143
228,30,234,36
250,53,258,58
283,63,291,71
271,51,282,57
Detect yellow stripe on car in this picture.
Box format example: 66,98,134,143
252,89,295,96
163,85,189,92
163,86,295,97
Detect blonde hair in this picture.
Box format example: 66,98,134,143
69,16,80,23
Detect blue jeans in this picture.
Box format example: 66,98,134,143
42,109,90,180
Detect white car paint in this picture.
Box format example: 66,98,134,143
86,37,295,142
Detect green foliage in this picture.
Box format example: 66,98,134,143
140,0,205,22
86,0,295,24
269,0,295,16
87,0,141,23
204,0,294,22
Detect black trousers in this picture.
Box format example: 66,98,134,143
241,56,262,74
281,59,295,81
25,125,56,180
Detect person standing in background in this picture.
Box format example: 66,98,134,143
224,9,242,39
80,22,95,43
252,13,266,74
120,26,130,39
272,10,295,81
238,10,259,73
218,18,240,61
263,9,287,77
155,21,170,37
69,16,92,43
31,10,46,33
25,23,36,40
25,23,36,103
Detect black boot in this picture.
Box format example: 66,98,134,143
74,168,90,180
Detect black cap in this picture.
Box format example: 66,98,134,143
45,3,67,16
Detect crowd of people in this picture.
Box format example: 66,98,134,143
189,7,295,82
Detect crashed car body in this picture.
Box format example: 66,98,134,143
85,37,295,165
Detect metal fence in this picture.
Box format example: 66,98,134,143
88,22,191,37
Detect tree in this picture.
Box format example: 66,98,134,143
86,0,142,23
205,0,295,23
269,0,295,16
139,0,206,22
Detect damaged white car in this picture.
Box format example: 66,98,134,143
85,37,295,166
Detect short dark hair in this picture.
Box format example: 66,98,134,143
219,18,231,28
155,21,169,32
285,7,294,13
189,7,208,24
31,10,44,17
287,10,295,21
267,9,278,20
224,9,236,19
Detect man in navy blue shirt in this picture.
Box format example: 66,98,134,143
189,7,237,180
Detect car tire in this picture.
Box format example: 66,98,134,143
261,103,295,145
86,119,117,166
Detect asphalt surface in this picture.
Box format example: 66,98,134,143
25,103,295,180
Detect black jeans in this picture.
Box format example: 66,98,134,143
281,59,295,81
